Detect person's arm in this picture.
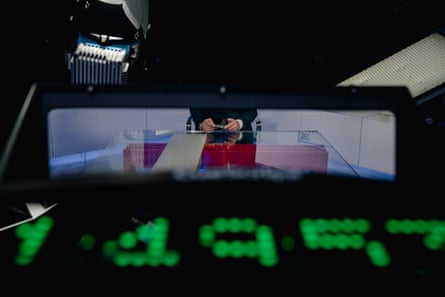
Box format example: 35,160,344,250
241,109,258,127
190,108,220,132
190,108,258,131
233,108,258,130
189,108,209,129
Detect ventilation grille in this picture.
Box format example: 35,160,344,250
337,32,445,99
68,43,129,85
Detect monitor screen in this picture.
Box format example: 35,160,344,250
0,82,417,184
47,107,396,182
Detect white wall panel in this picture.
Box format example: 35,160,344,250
257,110,302,131
48,109,147,158
359,113,396,174
300,111,363,166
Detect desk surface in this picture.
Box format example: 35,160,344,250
49,129,389,181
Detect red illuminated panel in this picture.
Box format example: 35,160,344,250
255,144,328,173
201,144,257,168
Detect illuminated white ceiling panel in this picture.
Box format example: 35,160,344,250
337,32,445,98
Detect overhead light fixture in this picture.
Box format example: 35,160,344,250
337,31,445,101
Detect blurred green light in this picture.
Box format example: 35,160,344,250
230,240,245,258
213,217,227,232
319,234,335,249
35,216,54,232
299,218,369,250
213,240,229,258
164,250,180,266
328,219,342,233
257,225,273,239
118,231,138,249
414,219,430,233
114,252,131,267
19,239,42,256
14,254,34,266
149,239,166,250
14,216,54,266
146,255,163,266
386,219,445,236
386,219,398,234
336,234,350,250
424,225,445,250
199,225,214,247
227,217,243,233
79,234,96,250
281,235,295,251
341,218,356,233
202,218,278,267
136,222,158,243
107,217,179,267
244,241,258,257
15,223,36,238
355,219,370,233
241,218,256,232
259,254,278,267
299,218,314,233
366,241,391,267
302,233,320,249
314,218,328,232
350,234,365,249
132,252,148,267
102,240,119,256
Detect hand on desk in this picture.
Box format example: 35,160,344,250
200,118,240,132
222,118,241,132
206,131,242,144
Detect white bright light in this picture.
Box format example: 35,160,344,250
337,32,445,99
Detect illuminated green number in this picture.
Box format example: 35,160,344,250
14,215,54,266
299,218,391,267
386,219,445,251
101,216,180,267
199,217,279,267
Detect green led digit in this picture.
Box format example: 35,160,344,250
199,217,279,267
299,217,391,267
386,219,445,251
101,216,180,267
14,215,54,266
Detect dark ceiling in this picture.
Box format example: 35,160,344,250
1,0,444,146
143,1,444,86
8,0,445,86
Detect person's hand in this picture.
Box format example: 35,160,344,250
224,118,241,131
200,118,216,132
